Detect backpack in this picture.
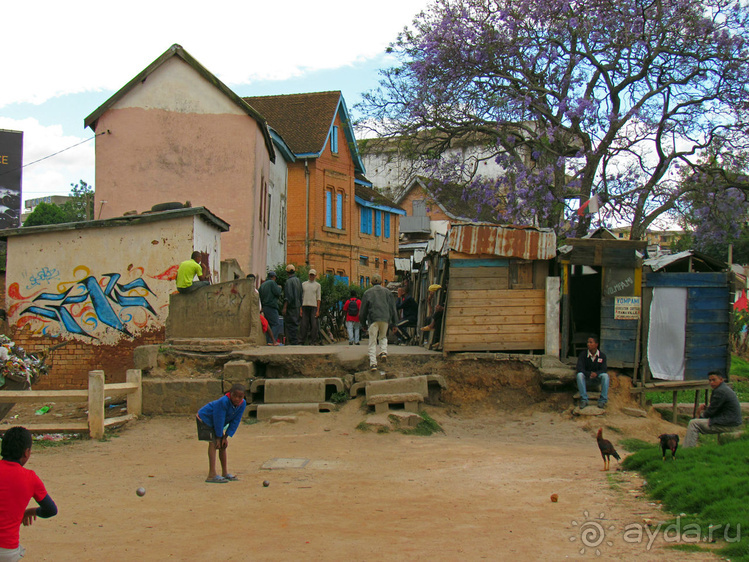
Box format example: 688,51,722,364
348,298,359,317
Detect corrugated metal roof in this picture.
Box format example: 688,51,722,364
448,223,556,260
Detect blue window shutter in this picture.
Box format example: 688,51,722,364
368,209,373,234
331,126,339,154
360,207,365,233
375,210,381,237
325,191,332,227
384,213,391,238
336,192,343,229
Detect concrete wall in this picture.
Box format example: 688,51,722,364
361,143,506,192
166,278,264,343
267,144,288,271
92,56,271,277
6,214,223,388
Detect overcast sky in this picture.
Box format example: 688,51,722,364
0,0,430,206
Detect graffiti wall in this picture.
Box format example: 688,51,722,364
10,265,166,341
6,215,222,345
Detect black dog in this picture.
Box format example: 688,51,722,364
658,433,679,461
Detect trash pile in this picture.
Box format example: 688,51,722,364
0,335,48,388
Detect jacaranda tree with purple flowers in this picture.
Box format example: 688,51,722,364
360,0,749,238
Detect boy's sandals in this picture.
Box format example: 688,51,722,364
223,474,239,481
205,476,229,483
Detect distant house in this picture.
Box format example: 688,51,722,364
396,176,498,235
84,44,276,277
245,92,405,284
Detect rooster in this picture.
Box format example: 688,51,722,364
596,428,621,471
658,433,679,461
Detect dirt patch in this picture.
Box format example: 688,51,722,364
3,384,722,561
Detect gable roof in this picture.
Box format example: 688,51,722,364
244,91,365,173
396,176,498,222
84,44,275,163
355,185,405,215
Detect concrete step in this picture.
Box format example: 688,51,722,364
254,403,334,420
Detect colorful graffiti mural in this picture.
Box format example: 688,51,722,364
10,265,167,340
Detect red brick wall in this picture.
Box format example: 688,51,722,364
11,326,165,390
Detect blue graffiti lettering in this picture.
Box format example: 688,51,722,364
21,273,157,338
25,267,61,290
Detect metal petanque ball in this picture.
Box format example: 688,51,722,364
136,487,146,497
263,480,270,487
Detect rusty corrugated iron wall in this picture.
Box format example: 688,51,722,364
447,223,556,260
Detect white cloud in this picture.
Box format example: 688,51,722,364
2,0,428,107
0,117,94,203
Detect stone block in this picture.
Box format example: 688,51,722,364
368,392,423,414
573,405,605,416
269,416,298,424
718,431,745,445
223,361,255,384
264,379,326,404
166,279,262,341
622,407,648,418
133,345,160,371
365,376,428,401
142,378,223,415
256,403,321,420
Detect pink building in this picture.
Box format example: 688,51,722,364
85,44,276,277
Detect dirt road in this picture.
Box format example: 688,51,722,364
9,400,723,562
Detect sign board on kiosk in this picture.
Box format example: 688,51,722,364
614,296,641,320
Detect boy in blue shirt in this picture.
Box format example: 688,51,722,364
196,384,247,483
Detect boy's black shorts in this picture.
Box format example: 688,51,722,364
196,416,216,441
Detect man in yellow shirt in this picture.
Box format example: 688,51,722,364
176,252,211,294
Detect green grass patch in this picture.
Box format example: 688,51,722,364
731,355,749,379
665,543,708,553
619,438,655,453
355,421,372,432
399,411,445,436
623,436,749,560
330,391,349,404
605,425,623,434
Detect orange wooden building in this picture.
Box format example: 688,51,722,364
245,92,405,285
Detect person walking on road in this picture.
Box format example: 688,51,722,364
359,275,397,370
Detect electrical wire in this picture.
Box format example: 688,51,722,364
0,131,105,178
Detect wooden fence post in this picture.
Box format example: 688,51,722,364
126,369,142,416
88,370,105,440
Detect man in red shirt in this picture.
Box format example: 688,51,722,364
0,427,58,561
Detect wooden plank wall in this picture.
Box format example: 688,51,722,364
444,265,546,352
645,272,731,380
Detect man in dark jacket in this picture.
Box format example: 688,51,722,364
359,275,398,370
283,264,302,345
259,271,282,341
575,335,609,409
684,371,743,448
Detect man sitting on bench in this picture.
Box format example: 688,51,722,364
684,371,742,448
